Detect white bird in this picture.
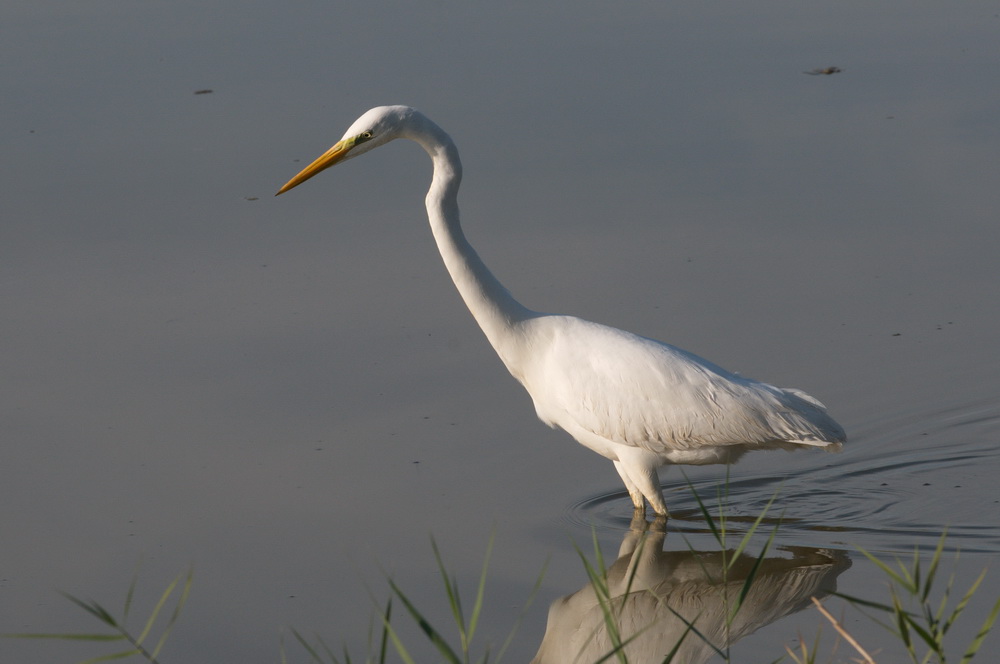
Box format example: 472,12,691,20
276,105,846,516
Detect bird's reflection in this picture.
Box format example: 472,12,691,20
532,516,850,664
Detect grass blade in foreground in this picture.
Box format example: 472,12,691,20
3,567,193,664
373,537,537,664
836,532,999,663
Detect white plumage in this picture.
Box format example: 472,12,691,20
277,105,845,516
532,523,850,663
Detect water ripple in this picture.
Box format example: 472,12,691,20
564,397,1000,554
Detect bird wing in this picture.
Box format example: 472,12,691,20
521,316,844,453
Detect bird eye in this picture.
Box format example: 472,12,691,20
358,131,374,141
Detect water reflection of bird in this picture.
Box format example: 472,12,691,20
276,105,846,516
532,517,851,664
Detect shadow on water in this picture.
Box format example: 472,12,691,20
565,398,1000,554
532,516,850,664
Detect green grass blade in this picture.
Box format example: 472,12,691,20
313,635,337,663
833,591,898,615
901,549,918,594
388,578,463,664
910,548,922,601
494,557,547,664
430,537,467,646
1,632,126,641
573,538,626,663
149,566,193,660
663,605,725,660
960,594,1000,663
944,568,988,634
933,566,958,628
620,530,649,601
735,522,779,618
79,648,143,664
133,571,180,646
683,474,721,546
590,620,660,664
658,618,696,664
898,611,943,658
467,532,495,648
834,591,910,638
854,546,912,589
890,591,915,654
729,492,779,568
589,528,610,587
58,593,120,629
921,531,947,604
290,628,326,663
123,557,143,623
573,541,611,606
377,609,420,664
582,567,625,659
378,597,392,664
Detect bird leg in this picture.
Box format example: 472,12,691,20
627,509,649,535
615,456,669,518
613,460,647,512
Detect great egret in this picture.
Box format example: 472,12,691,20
276,105,845,516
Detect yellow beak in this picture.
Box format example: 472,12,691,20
275,139,353,196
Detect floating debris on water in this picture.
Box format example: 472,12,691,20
804,67,842,75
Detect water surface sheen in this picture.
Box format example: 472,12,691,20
567,397,1000,554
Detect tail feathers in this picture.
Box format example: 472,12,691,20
772,386,847,446
793,438,844,451
782,387,828,410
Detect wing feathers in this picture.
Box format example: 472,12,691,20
524,317,845,454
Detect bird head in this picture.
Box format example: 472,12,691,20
276,105,417,195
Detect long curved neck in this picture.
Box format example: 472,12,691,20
406,116,536,367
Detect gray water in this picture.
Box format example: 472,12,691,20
3,1,999,662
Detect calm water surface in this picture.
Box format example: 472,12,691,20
3,1,999,662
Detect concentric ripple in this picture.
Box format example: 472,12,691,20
564,397,1000,554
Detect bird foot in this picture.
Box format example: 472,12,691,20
629,506,669,532
650,512,668,531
